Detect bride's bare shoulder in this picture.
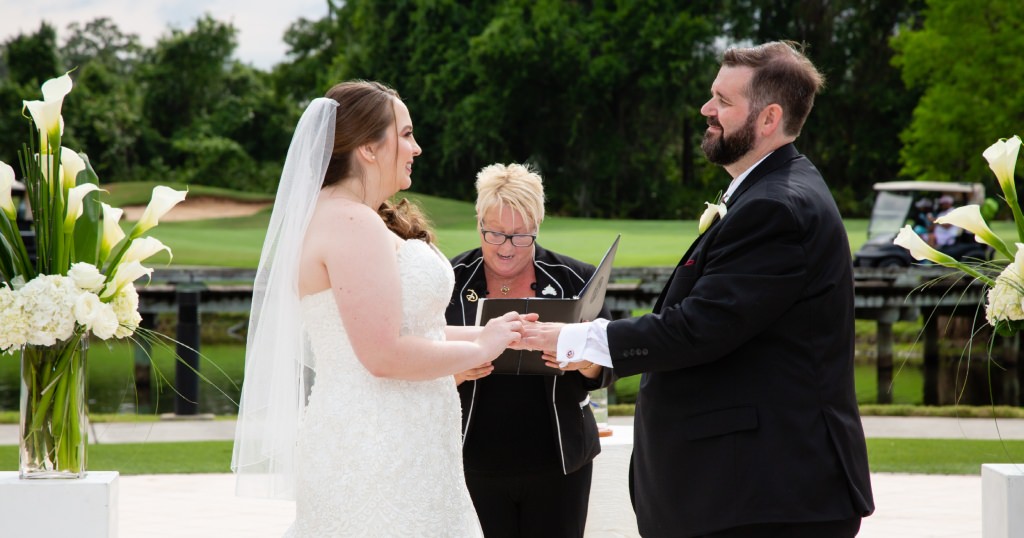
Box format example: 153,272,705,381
311,198,380,230
307,198,394,250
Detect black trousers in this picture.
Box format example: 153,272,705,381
465,462,593,538
697,517,862,538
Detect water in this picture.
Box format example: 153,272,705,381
0,341,243,416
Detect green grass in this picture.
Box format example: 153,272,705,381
0,441,233,474
612,363,926,407
93,182,879,268
867,438,1024,474
102,182,274,207
0,437,1019,475
97,181,1024,268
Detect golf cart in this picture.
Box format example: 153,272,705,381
852,181,992,268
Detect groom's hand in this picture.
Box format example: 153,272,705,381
505,313,540,350
522,321,565,355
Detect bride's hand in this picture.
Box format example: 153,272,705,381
477,311,533,359
506,313,540,350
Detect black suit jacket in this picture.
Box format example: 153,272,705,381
607,144,874,537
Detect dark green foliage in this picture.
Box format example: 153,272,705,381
892,0,1024,190
0,2,939,215
3,23,60,86
722,0,925,217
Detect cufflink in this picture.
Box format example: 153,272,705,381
566,349,574,359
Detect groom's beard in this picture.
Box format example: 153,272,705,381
701,111,758,166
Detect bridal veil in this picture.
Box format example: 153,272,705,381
232,97,338,499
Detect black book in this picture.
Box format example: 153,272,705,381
474,235,620,375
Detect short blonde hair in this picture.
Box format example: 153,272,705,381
475,163,545,229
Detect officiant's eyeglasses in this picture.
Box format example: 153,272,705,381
480,228,537,247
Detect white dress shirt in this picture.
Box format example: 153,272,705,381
555,151,774,368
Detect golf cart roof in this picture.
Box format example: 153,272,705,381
872,181,977,194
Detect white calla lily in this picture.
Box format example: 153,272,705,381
893,225,958,265
100,203,125,260
122,236,172,264
60,148,86,190
933,204,1012,259
984,136,1022,197
0,161,15,220
64,183,102,231
984,136,1024,243
101,260,153,299
22,72,73,154
132,186,187,237
698,201,727,234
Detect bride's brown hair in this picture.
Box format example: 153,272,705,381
322,80,434,243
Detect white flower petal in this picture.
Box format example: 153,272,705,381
134,186,187,235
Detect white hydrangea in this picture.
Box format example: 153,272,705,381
0,285,28,351
73,292,119,340
68,262,106,293
986,264,1024,325
111,283,142,339
19,274,80,346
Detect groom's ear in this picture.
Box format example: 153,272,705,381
758,104,784,138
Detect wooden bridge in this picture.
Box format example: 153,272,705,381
140,265,1022,410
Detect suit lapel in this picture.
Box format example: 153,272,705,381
654,145,802,313
724,143,800,207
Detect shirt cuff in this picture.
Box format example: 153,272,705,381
556,319,613,368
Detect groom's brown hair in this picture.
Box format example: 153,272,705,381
722,41,825,137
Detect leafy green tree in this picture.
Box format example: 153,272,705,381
134,15,291,191
59,19,145,182
892,0,1024,188
62,17,142,75
722,0,925,216
324,0,721,218
0,24,62,166
273,2,344,103
3,23,60,86
138,15,238,143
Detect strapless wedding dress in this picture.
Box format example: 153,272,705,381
286,239,482,537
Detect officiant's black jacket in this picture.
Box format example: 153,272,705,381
607,144,874,537
446,244,614,475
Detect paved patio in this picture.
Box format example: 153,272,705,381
3,415,1023,537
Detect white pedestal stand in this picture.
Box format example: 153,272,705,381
0,471,119,537
982,464,1024,538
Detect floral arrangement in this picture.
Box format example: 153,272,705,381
0,73,186,351
0,72,187,476
893,135,1023,335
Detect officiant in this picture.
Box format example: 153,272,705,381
446,162,614,538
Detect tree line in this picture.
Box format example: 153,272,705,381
1,0,1020,219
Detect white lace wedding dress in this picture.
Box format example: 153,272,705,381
287,239,483,537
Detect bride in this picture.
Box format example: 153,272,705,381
231,81,529,536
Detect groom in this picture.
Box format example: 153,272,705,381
528,41,874,537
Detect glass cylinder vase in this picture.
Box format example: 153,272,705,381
19,331,89,478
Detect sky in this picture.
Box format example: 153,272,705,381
0,0,330,70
